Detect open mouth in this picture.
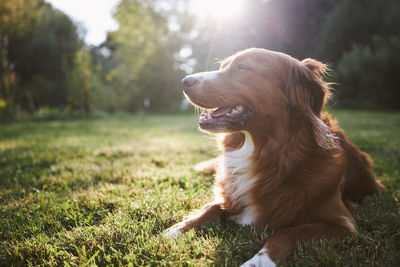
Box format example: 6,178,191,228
198,104,252,131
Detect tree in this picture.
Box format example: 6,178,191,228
0,0,82,113
92,0,192,112
336,36,400,109
191,0,400,109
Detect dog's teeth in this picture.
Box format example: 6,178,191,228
199,113,207,122
199,112,213,122
232,105,244,114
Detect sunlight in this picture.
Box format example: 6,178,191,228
193,0,244,21
46,0,119,45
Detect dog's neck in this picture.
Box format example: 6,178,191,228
217,131,255,177
215,131,258,225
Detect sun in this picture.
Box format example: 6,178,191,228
192,0,244,21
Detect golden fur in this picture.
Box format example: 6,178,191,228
166,48,384,263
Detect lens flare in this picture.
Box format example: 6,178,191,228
193,0,244,21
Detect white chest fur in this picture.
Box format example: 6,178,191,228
214,131,258,225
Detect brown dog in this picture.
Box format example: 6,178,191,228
165,48,384,266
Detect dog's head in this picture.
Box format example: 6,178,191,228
182,48,332,146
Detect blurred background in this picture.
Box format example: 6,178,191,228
1,0,399,120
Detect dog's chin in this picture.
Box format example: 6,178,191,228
199,120,244,133
197,104,253,134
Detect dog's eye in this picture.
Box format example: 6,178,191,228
237,64,251,71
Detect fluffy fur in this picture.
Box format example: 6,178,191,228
165,48,384,265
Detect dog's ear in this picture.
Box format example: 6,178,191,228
301,58,331,114
285,58,331,116
285,59,337,149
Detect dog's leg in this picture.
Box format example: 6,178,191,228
241,221,355,267
164,202,223,238
194,158,218,173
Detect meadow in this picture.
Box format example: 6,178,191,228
1,110,399,266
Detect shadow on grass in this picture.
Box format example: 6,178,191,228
198,221,272,266
189,191,400,266
0,146,56,189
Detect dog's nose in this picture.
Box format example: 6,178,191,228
182,76,198,89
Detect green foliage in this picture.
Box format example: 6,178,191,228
317,0,400,63
32,106,84,120
67,49,91,113
0,98,13,120
112,0,166,79
0,111,399,265
90,0,191,113
336,36,400,109
192,0,400,109
0,0,83,113
1,0,399,114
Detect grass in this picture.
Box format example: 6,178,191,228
0,110,399,266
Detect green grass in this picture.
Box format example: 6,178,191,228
0,110,399,266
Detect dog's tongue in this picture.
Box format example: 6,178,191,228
211,107,232,118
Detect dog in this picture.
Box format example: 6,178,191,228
165,48,384,266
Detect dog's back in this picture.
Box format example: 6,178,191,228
321,113,385,204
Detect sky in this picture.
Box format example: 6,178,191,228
45,0,244,46
46,0,120,45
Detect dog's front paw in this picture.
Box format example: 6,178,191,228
164,227,183,239
164,221,188,239
241,248,276,267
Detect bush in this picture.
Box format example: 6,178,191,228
33,106,84,120
0,99,14,121
336,36,400,109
